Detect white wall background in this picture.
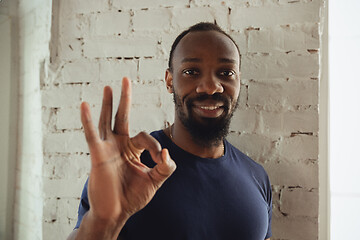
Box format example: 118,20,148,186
2,0,325,239
329,0,360,239
42,1,322,239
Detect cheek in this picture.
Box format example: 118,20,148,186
173,80,196,98
224,81,240,99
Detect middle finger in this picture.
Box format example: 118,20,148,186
98,86,113,140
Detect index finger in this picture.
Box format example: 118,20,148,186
80,102,100,147
114,77,131,135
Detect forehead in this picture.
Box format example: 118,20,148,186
172,31,240,66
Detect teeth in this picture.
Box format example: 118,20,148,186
200,106,220,110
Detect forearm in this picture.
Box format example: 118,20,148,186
68,211,129,240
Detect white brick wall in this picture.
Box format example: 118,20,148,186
22,0,324,239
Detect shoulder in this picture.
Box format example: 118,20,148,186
226,141,270,184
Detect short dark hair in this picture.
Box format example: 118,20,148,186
168,22,241,72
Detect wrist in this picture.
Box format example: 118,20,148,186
78,210,130,239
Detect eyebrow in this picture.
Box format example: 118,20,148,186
181,57,237,64
218,58,237,64
181,58,202,63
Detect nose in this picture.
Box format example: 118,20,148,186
196,73,224,95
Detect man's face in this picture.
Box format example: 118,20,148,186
167,31,241,146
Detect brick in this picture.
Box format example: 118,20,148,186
280,187,318,217
229,31,247,54
89,12,130,36
213,5,231,31
61,59,99,83
272,216,318,240
43,178,88,198
159,89,175,121
283,110,318,133
43,131,88,153
158,32,182,58
230,1,320,29
264,162,318,188
111,0,189,10
172,7,214,29
99,59,138,82
56,107,82,130
277,135,318,161
43,154,90,180
192,0,226,7
227,132,273,162
42,108,56,133
56,37,83,61
237,83,248,110
229,108,257,133
227,0,264,8
43,218,77,240
42,85,82,108
81,81,123,106
242,53,319,79
60,0,109,15
83,37,158,58
260,110,318,135
247,79,318,108
131,85,172,134
133,9,171,32
248,24,319,53
56,197,83,221
59,14,89,39
131,83,163,106
138,58,168,81
129,104,168,136
43,198,58,222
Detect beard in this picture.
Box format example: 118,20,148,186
173,91,239,147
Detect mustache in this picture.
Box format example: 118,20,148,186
185,93,231,110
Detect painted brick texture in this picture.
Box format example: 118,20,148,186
42,0,322,239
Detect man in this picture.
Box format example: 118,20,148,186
67,22,272,240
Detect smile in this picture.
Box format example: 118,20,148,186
199,105,222,110
193,104,225,118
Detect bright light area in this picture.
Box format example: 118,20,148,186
329,0,360,239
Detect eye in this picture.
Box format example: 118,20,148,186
219,70,236,77
182,69,199,75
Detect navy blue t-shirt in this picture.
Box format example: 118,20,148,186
75,130,272,239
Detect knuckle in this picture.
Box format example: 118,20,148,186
138,131,147,138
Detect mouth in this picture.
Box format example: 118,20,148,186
198,105,222,110
192,102,225,118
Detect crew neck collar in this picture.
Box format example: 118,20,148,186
158,129,229,164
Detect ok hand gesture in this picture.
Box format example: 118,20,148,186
79,77,176,238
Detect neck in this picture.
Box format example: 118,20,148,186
167,120,225,159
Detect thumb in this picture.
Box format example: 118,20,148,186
149,148,176,189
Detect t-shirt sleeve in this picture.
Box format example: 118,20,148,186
265,174,273,239
74,178,90,229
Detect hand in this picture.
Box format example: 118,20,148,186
80,77,176,232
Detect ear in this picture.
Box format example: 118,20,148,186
165,69,174,93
